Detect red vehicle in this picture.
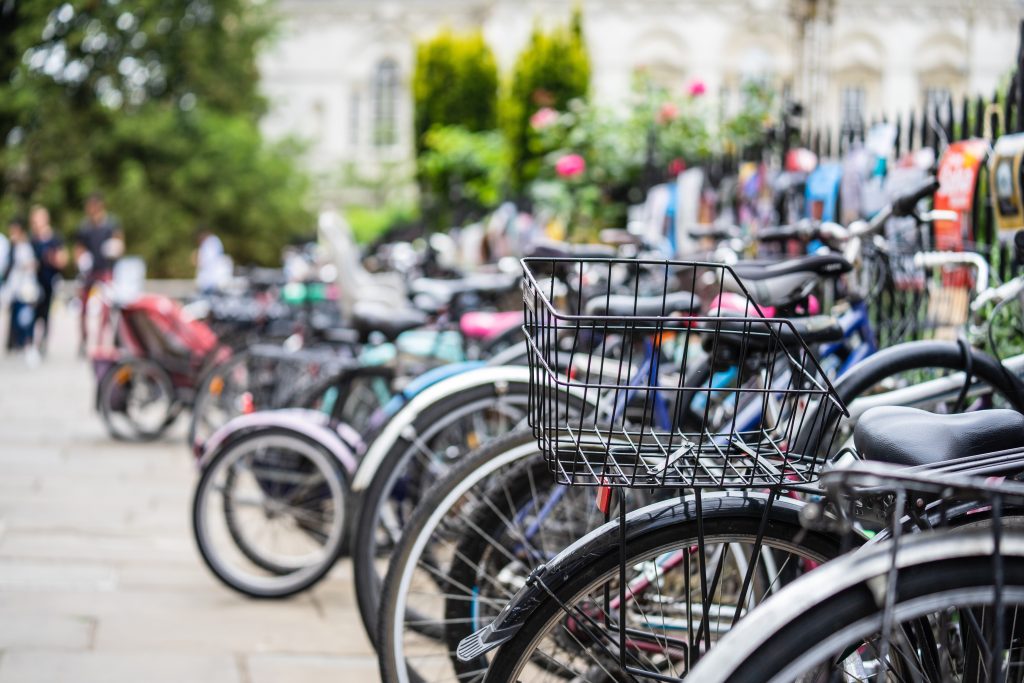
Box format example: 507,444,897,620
92,291,230,441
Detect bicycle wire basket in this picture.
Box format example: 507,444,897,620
522,256,848,490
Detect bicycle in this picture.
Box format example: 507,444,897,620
688,457,1024,682
458,236,1024,680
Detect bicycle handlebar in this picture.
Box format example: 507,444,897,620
914,251,990,297
892,178,940,218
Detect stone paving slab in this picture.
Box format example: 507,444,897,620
0,306,378,681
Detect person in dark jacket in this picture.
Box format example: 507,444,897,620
30,205,67,354
74,193,123,354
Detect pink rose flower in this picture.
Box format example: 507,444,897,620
555,154,586,178
686,78,707,97
657,102,679,124
530,107,559,130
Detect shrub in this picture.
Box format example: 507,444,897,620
502,8,591,193
418,125,509,230
412,30,499,153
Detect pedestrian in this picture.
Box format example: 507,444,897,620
30,205,67,354
193,225,227,295
74,192,123,356
4,217,41,362
0,224,9,289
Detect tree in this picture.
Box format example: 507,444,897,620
502,7,591,193
412,29,499,153
0,0,313,276
418,126,508,229
413,29,500,228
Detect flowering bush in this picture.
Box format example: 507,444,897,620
526,72,720,237
554,153,586,178
530,107,559,130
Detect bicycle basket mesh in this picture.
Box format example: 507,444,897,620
522,257,848,489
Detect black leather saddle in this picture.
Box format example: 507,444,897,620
728,254,852,309
732,254,852,282
854,406,1024,467
351,301,428,342
585,291,702,317
707,314,843,352
528,239,618,259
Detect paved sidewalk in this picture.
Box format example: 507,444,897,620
0,305,376,682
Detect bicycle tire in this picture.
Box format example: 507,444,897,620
352,382,533,643
795,340,1024,456
99,358,177,442
482,496,842,682
192,428,350,598
688,530,1024,682
378,429,564,683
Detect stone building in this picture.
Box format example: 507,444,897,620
259,0,1024,183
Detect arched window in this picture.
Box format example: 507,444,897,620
373,58,399,148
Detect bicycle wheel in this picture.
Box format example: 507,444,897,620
352,382,532,643
688,530,1024,683
99,358,178,441
189,350,262,447
796,340,1024,456
481,494,842,682
378,429,603,683
192,428,349,598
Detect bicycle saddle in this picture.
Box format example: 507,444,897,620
854,406,1024,467
584,290,702,317
411,273,519,309
732,254,851,281
727,254,851,309
706,314,843,352
351,301,428,342
685,224,741,241
527,239,618,259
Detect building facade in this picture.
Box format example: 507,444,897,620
259,0,1024,183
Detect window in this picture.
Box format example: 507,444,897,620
840,85,865,138
373,58,399,148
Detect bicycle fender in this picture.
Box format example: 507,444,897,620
456,491,807,661
351,365,534,491
379,361,485,417
197,408,359,475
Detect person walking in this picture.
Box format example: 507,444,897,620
74,193,123,355
4,217,41,362
193,225,227,295
29,205,67,354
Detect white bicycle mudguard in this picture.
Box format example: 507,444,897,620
197,408,360,476
351,365,534,491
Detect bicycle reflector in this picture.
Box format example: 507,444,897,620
596,483,612,514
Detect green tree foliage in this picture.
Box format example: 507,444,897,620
412,29,498,153
418,126,509,230
721,80,776,155
502,8,591,193
0,0,313,277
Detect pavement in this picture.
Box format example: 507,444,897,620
0,304,377,682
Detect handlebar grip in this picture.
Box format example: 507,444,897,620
892,178,940,217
